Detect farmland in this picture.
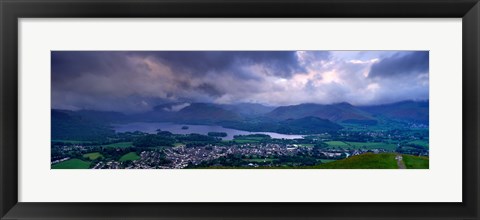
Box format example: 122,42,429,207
102,142,133,148
83,152,103,160
119,152,140,162
325,141,397,151
407,140,429,148
51,120,428,169
52,158,91,169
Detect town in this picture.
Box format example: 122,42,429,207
51,129,428,169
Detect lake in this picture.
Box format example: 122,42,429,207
112,122,304,140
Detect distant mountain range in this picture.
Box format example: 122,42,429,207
358,100,429,125
51,100,428,139
266,102,377,125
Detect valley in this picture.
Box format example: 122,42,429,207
51,100,429,169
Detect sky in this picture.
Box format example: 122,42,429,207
51,51,429,113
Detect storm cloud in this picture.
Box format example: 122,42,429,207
140,51,309,79
368,51,429,78
51,51,428,113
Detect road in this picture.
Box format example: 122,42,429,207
395,154,406,169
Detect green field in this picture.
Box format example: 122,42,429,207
244,158,277,163
102,142,133,148
233,139,260,144
345,142,397,151
325,141,349,147
403,155,429,169
340,119,413,132
297,144,314,147
325,141,397,151
83,152,103,160
52,140,92,144
119,152,140,162
407,140,429,148
52,158,91,169
312,153,399,169
318,159,337,163
232,135,269,144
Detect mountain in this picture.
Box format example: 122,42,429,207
358,101,429,125
173,103,242,124
220,103,275,117
276,116,343,134
51,110,115,141
266,102,377,125
220,116,343,135
131,103,176,122
51,100,429,138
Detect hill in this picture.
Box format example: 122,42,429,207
359,100,429,125
220,103,275,117
308,153,428,169
133,103,242,124
221,116,343,135
52,100,429,137
266,102,377,125
51,110,115,141
174,103,242,124
276,116,343,134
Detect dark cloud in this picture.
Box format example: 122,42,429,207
368,51,429,78
196,83,224,97
137,51,306,79
51,51,311,112
52,51,130,82
51,51,428,112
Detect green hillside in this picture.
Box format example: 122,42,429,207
403,155,429,169
83,152,103,160
119,152,140,162
309,153,428,169
52,158,91,169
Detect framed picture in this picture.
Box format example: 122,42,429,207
1,0,479,219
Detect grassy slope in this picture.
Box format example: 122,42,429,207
52,158,91,169
312,153,399,169
325,141,349,147
119,152,140,162
403,155,429,169
83,152,103,160
195,153,429,169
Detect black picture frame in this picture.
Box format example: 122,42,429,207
1,0,479,219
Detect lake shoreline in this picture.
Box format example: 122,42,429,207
112,122,305,140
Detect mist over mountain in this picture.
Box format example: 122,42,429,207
219,103,276,117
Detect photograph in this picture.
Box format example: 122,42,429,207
3,0,478,218
51,51,429,169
